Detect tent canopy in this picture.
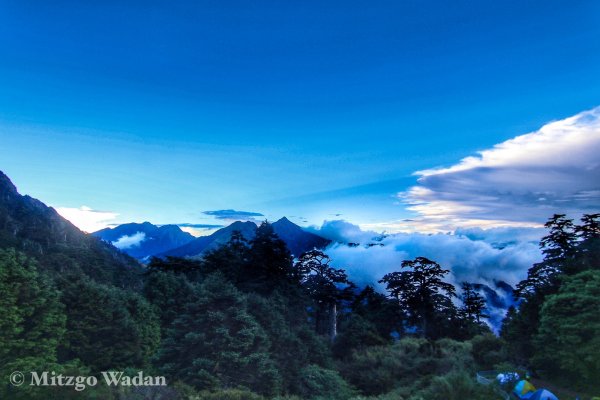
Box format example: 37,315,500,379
529,389,559,400
514,379,536,397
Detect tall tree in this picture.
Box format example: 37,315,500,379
516,214,577,297
504,212,600,364
158,273,280,395
201,230,250,283
573,213,600,273
295,249,351,341
245,292,331,393
0,248,66,366
143,268,197,327
380,257,456,339
459,282,488,324
350,285,404,339
458,282,489,338
244,221,294,293
533,270,600,392
58,276,160,371
147,256,202,281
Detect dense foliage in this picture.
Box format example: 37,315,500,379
1,182,598,399
502,213,600,393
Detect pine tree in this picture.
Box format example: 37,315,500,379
380,257,456,339
295,249,350,341
147,256,202,281
201,229,250,283
245,292,331,393
58,276,160,371
243,221,294,293
533,270,600,392
459,282,488,324
516,214,577,297
158,273,281,395
143,268,197,327
458,282,489,338
573,213,600,273
0,248,66,365
504,213,600,365
350,285,404,339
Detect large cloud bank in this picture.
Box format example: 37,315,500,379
395,107,600,232
314,220,543,330
317,221,542,289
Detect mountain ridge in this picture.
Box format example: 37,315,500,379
93,222,195,261
0,170,142,286
158,217,330,259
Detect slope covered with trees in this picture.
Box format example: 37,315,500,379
502,213,600,393
1,170,598,399
0,171,142,287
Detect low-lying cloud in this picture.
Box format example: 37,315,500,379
112,232,146,250
397,106,600,231
314,220,541,289
313,220,542,330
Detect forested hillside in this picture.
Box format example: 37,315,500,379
1,171,598,399
0,171,142,286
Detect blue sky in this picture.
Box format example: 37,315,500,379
1,1,599,234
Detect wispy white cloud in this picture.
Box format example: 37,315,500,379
396,107,600,231
55,205,119,233
112,232,146,249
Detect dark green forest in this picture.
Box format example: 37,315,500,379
1,175,599,400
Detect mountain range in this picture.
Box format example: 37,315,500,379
161,217,331,259
94,217,331,261
93,222,196,261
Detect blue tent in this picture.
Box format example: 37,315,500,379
513,379,536,399
529,389,559,400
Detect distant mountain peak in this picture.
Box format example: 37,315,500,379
161,217,330,259
271,217,331,256
159,224,182,232
231,220,257,227
273,216,301,228
92,221,195,260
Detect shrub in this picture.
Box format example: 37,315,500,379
296,365,355,400
470,333,507,369
409,371,497,400
339,338,475,396
195,389,266,400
